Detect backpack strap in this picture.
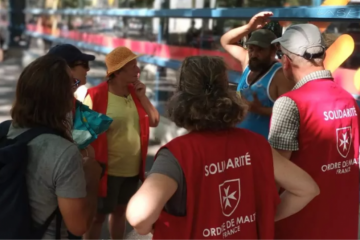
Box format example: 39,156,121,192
10,124,64,238
0,120,12,139
0,120,63,145
55,209,62,240
36,207,62,239
15,126,62,145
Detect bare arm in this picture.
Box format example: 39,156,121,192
58,154,102,236
126,173,178,235
272,148,320,221
220,11,273,71
220,24,250,69
139,95,160,127
249,104,272,116
133,80,160,127
58,177,100,235
271,69,295,100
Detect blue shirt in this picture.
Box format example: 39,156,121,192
236,62,282,138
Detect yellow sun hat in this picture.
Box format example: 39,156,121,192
105,46,142,77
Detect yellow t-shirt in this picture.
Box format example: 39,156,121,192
83,92,141,177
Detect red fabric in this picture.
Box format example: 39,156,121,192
274,79,360,239
86,81,149,197
152,129,280,239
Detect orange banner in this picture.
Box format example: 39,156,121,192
324,34,354,73
353,69,360,91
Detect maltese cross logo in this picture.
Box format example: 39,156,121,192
219,179,241,217
336,126,352,158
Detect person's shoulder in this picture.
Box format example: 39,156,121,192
31,133,79,158
273,66,285,80
272,67,294,87
231,127,269,144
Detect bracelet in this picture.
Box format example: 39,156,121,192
82,148,89,163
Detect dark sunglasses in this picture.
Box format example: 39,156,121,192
276,50,292,61
72,61,89,69
73,78,81,88
276,50,283,59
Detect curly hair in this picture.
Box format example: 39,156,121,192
167,56,248,131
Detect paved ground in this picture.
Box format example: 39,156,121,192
0,50,21,123
0,47,154,239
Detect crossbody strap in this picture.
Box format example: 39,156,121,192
0,120,12,140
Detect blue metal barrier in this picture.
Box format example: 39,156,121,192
25,31,241,83
24,4,360,85
24,6,360,21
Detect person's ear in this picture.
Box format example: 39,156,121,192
282,56,291,70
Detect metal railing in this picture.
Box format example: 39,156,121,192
23,6,360,21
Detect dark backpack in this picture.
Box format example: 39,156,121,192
0,120,62,239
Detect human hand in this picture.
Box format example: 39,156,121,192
134,80,146,98
247,92,263,112
80,145,95,161
83,153,102,182
248,11,273,31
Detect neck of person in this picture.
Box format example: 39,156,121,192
108,79,129,97
251,59,277,73
293,65,326,83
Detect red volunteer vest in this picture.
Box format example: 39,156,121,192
274,79,360,239
152,129,280,239
86,81,149,197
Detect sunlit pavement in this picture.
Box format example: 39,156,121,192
0,47,153,239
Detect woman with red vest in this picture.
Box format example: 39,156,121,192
83,46,159,239
126,56,319,239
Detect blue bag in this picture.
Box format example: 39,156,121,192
72,100,113,149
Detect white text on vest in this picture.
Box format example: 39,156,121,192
202,213,256,238
321,158,358,174
323,107,357,121
204,153,251,176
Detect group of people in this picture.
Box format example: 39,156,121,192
126,11,360,239
0,10,359,240
0,40,159,238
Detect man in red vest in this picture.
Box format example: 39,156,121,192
269,23,360,239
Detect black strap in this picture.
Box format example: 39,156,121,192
15,126,61,144
36,207,62,239
0,120,12,139
0,120,62,145
55,208,62,240
303,51,325,60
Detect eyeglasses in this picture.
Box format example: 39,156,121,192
276,50,284,59
73,78,80,89
276,50,292,61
